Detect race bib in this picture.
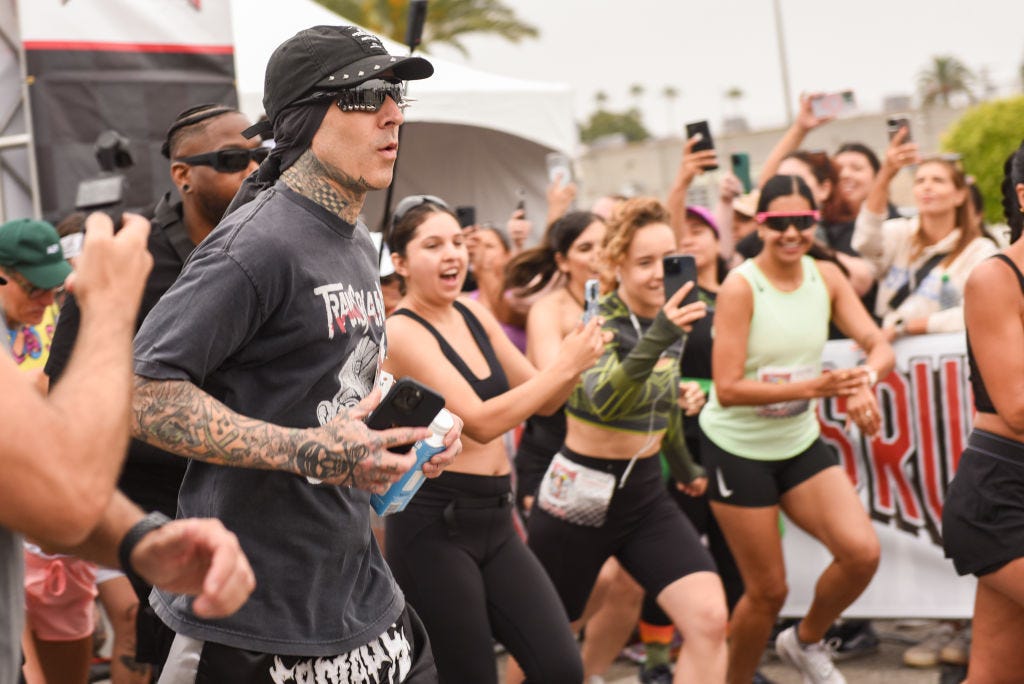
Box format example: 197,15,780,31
756,364,817,418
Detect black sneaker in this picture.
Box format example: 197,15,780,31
639,663,673,684
827,619,880,661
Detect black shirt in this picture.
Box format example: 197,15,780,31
45,194,195,517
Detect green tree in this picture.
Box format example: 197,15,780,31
594,90,609,111
312,0,539,56
942,96,1024,225
579,109,650,145
918,55,976,107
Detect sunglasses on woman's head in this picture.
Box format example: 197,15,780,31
755,210,820,232
392,195,450,225
335,79,412,113
174,147,269,173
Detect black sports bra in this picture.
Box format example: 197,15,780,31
967,254,1024,413
392,300,510,401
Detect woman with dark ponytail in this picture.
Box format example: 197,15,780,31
506,211,606,512
942,140,1024,682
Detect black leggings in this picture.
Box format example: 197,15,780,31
385,472,582,684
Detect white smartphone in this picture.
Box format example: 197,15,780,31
546,152,573,187
810,90,857,119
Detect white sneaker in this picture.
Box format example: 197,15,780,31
775,625,846,684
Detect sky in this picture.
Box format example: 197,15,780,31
429,0,1024,139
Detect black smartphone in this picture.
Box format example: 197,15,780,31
663,254,699,306
455,206,476,228
886,115,912,142
364,378,446,453
731,152,753,193
582,278,600,323
684,120,719,170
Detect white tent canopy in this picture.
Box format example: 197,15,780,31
231,0,576,232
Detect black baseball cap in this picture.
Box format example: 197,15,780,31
262,25,433,124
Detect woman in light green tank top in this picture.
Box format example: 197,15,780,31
702,175,895,684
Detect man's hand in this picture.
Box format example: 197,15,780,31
66,212,153,325
130,518,255,618
305,389,426,493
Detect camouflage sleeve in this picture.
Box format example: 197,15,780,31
576,310,685,422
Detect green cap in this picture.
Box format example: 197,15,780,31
0,218,73,290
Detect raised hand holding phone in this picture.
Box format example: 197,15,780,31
683,120,719,173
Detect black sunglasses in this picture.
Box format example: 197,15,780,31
755,211,820,232
174,147,269,173
336,79,412,113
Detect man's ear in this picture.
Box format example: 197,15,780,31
170,162,191,194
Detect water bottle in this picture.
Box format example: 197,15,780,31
938,274,961,310
371,408,454,516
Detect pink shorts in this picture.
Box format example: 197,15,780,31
24,550,98,641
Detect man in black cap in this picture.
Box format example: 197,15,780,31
129,25,462,682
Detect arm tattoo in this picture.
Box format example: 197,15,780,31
132,377,300,471
281,150,370,224
132,377,402,488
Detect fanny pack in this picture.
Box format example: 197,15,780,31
537,452,616,528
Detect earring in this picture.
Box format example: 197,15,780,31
182,184,191,193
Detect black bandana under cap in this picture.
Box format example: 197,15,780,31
225,99,332,215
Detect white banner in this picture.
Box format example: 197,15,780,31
782,332,976,618
18,0,232,47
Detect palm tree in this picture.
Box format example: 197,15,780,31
662,85,680,133
312,0,539,56
918,55,976,107
594,90,609,112
723,86,744,114
628,83,645,110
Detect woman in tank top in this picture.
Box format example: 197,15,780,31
381,195,605,684
699,175,894,684
942,140,1024,682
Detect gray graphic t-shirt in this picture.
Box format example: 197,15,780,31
134,183,399,656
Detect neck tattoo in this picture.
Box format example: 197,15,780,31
281,150,366,224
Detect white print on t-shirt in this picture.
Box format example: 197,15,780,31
266,620,412,683
756,364,816,418
316,336,380,426
314,283,386,340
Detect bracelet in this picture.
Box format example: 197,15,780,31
863,366,879,387
118,511,171,576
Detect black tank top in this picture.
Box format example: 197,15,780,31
967,254,1024,413
392,300,510,401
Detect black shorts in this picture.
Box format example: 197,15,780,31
527,448,716,621
701,434,839,507
156,604,436,683
943,429,1024,577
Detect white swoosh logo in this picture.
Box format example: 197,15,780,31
716,468,733,498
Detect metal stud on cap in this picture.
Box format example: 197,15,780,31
358,71,364,76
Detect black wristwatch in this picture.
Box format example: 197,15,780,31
118,511,171,575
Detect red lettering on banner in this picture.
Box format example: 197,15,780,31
866,372,922,522
941,356,970,473
912,359,943,530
